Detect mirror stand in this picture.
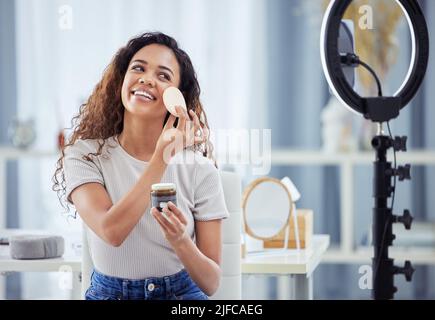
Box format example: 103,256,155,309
242,176,302,257
243,215,302,257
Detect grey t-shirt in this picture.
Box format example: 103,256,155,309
64,136,229,279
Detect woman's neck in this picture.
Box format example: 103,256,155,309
118,113,164,162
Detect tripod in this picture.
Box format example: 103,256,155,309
371,125,415,299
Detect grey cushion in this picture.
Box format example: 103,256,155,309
9,235,65,259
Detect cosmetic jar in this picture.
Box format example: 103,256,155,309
151,183,177,212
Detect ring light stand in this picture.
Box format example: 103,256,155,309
320,0,429,299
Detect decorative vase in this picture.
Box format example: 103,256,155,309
8,118,36,149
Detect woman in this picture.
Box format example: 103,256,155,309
53,32,229,300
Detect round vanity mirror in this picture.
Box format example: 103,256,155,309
242,177,294,241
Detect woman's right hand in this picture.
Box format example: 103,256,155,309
154,106,205,164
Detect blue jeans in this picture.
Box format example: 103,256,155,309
85,268,209,300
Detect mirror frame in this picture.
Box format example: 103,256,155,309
242,177,294,241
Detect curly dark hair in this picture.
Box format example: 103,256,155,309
53,31,213,211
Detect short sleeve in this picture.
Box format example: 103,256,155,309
192,157,229,221
64,140,105,205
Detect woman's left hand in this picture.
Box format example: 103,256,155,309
151,201,189,248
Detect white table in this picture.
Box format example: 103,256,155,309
242,235,330,300
0,229,82,300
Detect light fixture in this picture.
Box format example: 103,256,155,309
320,0,429,300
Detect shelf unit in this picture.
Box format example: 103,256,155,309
269,149,435,265
0,147,58,300
0,147,58,229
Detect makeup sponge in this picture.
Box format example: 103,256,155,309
9,235,65,259
163,87,187,116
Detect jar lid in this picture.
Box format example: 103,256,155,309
151,183,176,191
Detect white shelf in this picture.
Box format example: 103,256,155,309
0,147,57,160
242,235,330,276
270,149,435,165
0,229,82,273
0,229,82,300
0,147,61,298
323,246,435,265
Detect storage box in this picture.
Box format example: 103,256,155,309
263,209,313,249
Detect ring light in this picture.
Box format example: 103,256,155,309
320,0,429,122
